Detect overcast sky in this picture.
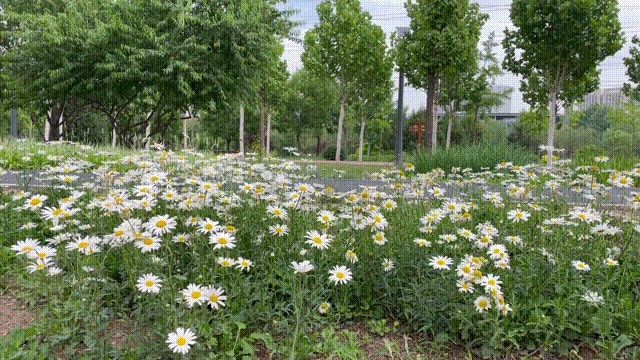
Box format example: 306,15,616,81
279,0,640,113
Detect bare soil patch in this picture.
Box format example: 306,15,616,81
0,292,35,336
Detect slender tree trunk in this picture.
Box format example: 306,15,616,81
266,108,272,159
358,114,366,162
547,90,557,168
446,106,453,149
112,127,117,147
473,107,480,144
259,94,265,150
335,93,347,161
59,111,64,140
145,112,152,150
316,135,321,156
239,104,245,156
425,74,438,151
182,116,188,149
296,133,302,152
44,117,51,142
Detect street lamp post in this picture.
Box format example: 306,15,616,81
395,27,410,169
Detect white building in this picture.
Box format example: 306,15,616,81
575,88,628,111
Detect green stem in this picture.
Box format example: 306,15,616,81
290,278,301,360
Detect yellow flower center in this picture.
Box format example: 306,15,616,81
145,280,154,287
218,238,228,245
52,208,63,216
191,291,201,299
204,224,213,230
210,294,218,302
176,337,187,346
156,220,167,228
437,259,445,266
313,237,322,244
336,272,345,279
478,299,488,308
143,238,154,246
78,241,89,249
30,198,41,206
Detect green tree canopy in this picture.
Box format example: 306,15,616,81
624,36,640,101
503,0,624,166
302,0,389,161
395,0,486,151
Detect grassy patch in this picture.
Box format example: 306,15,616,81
411,143,538,173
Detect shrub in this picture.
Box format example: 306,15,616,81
603,129,634,157
554,127,601,156
322,145,345,161
479,119,509,144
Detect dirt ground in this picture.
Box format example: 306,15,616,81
0,292,34,336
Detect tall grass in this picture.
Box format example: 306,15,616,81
411,143,538,173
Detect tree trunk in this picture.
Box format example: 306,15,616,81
446,106,453,149
266,107,272,159
547,90,557,168
358,114,366,162
145,113,152,150
182,117,188,149
296,132,302,152
239,104,245,156
335,93,347,161
45,105,64,142
425,74,438,152
259,94,265,151
112,127,117,147
58,111,64,140
473,107,480,143
44,118,51,142
316,135,321,156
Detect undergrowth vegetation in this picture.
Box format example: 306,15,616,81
411,143,538,174
0,142,639,359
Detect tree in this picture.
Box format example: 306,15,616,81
395,0,486,152
348,21,393,162
302,0,386,161
463,32,511,143
624,36,640,101
5,0,292,147
503,0,623,167
281,68,339,155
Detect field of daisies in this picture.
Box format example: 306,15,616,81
1,145,640,359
